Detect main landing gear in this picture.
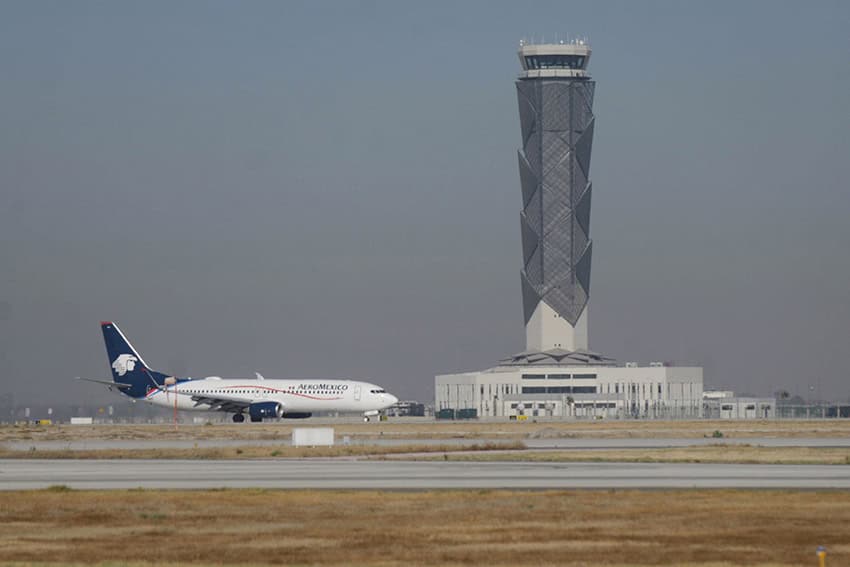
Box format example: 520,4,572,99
233,413,261,423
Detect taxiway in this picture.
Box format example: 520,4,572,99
2,459,850,490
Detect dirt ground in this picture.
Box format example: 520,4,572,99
0,489,847,566
2,419,850,443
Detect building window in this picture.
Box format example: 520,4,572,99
573,374,597,380
572,386,597,394
547,386,572,394
547,374,570,380
522,387,546,394
522,374,546,380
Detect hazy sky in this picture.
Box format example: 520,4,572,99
1,0,848,405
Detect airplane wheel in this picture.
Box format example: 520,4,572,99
363,416,370,422
233,414,245,423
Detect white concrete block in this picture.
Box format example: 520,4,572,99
292,427,334,447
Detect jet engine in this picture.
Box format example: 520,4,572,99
248,402,283,420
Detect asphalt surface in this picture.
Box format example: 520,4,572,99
2,459,850,490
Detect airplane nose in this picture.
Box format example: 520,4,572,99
387,394,398,406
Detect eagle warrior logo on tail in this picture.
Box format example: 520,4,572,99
111,354,138,376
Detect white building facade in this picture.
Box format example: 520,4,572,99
702,391,776,419
436,352,703,420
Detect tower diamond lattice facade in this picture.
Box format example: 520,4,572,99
516,40,595,352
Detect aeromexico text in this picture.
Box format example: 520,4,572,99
296,383,349,391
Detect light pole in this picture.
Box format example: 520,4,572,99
808,385,815,419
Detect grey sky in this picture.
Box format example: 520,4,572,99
1,0,848,405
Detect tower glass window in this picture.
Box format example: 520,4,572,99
524,55,586,70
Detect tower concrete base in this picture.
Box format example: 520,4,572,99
526,302,588,352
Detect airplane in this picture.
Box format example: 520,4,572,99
80,321,398,423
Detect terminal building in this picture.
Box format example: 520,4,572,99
436,354,703,420
435,39,704,419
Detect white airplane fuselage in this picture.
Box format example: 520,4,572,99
146,378,395,414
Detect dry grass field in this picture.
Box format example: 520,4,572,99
0,489,848,566
412,445,850,465
2,443,848,465
0,442,524,460
3,420,849,464
3,419,850,443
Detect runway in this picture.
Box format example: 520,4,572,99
2,459,850,490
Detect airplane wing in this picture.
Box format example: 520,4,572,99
156,387,261,414
76,377,133,390
187,392,253,413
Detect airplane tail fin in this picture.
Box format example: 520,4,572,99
101,321,170,398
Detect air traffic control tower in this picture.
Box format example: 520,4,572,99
517,39,595,353
435,40,704,420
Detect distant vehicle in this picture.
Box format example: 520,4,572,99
80,322,398,422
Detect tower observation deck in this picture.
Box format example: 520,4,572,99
516,39,595,352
